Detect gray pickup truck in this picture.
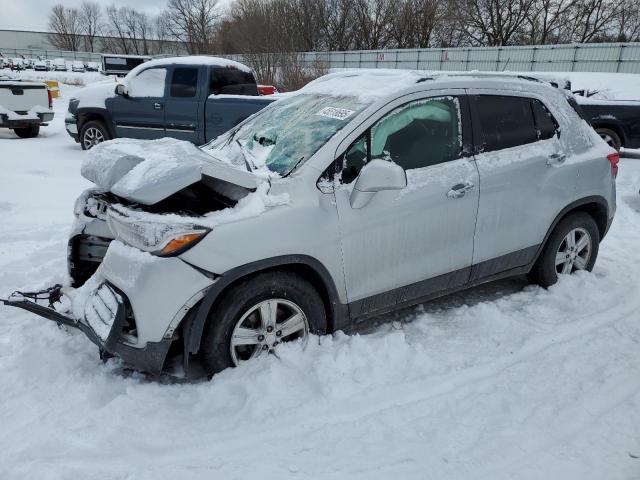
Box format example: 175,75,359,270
65,56,275,149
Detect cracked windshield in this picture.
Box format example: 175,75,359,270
204,94,368,175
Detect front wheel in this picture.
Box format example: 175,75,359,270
200,272,327,376
527,212,600,288
80,120,111,150
13,125,40,138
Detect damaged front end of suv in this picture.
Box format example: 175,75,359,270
2,137,267,377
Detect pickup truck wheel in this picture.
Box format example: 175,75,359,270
200,272,327,377
596,128,622,151
13,125,40,138
80,120,110,150
527,212,600,288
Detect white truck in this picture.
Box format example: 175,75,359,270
0,78,54,138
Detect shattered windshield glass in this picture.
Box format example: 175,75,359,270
203,94,369,176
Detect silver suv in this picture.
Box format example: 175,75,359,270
3,71,618,378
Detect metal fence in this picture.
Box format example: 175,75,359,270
231,42,640,74
0,47,103,64
3,42,640,73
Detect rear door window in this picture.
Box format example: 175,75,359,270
475,95,536,152
170,67,198,98
210,67,258,96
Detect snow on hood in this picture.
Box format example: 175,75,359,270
81,138,260,205
72,80,118,109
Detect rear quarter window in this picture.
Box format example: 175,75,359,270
210,67,258,96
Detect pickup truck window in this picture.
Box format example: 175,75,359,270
170,67,198,98
129,67,167,97
210,67,258,96
205,94,368,176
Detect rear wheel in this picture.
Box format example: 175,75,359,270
80,120,110,150
596,127,622,151
527,212,600,288
13,125,40,138
200,272,327,376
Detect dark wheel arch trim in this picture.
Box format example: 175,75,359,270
77,107,116,139
532,195,610,266
183,255,348,358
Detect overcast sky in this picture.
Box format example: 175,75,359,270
0,0,170,31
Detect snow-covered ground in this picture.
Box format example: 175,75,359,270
1,76,640,480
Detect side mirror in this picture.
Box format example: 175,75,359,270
350,159,407,209
115,84,128,97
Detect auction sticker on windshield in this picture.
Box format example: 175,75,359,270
316,107,356,120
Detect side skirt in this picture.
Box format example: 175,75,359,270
348,246,539,322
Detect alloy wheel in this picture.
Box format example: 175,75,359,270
230,298,309,366
83,127,105,149
555,227,592,275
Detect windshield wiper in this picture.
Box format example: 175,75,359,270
284,156,305,177
236,139,256,172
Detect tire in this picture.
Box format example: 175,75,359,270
80,120,111,150
527,212,600,288
13,125,40,138
200,271,327,376
596,127,622,151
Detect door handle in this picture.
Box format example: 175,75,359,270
154,102,163,110
447,181,475,199
547,153,566,166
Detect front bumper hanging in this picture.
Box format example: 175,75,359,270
1,283,172,375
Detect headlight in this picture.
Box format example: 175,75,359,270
107,205,210,256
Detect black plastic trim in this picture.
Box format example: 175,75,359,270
186,255,348,356
76,107,116,138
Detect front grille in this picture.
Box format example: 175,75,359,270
84,283,122,342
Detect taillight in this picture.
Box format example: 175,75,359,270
47,89,53,109
607,152,619,178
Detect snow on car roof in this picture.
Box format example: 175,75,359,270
301,69,432,101
126,55,252,80
301,69,566,103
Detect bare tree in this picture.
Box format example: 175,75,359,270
456,0,537,45
564,0,621,42
48,4,82,51
390,0,440,48
79,1,102,52
613,0,640,41
351,0,394,49
164,0,220,54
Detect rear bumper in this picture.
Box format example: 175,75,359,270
0,111,54,128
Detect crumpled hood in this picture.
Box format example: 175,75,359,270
81,138,259,205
